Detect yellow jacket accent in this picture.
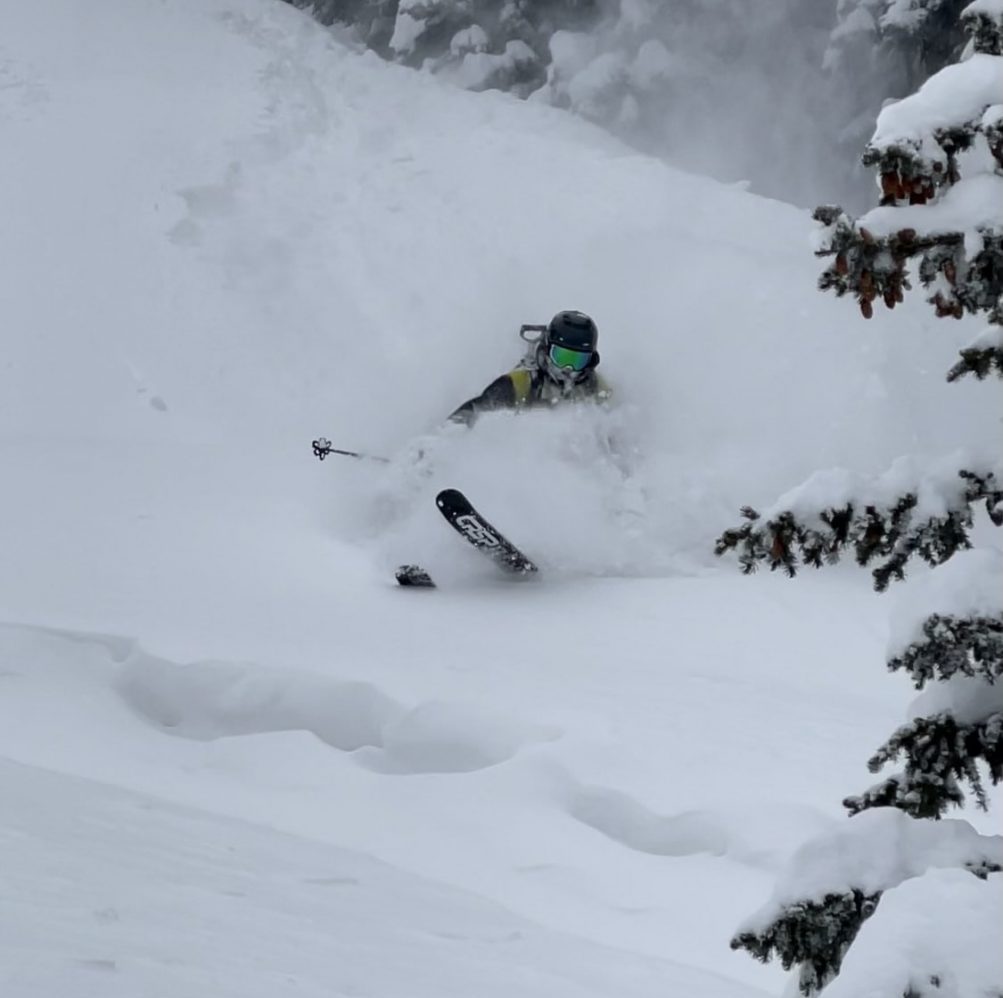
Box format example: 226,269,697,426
509,368,534,405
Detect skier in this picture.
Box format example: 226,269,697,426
448,310,611,426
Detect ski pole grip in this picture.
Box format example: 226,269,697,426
312,438,333,460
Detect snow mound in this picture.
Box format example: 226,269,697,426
119,650,559,774
569,785,833,870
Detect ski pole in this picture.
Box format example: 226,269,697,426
312,438,390,463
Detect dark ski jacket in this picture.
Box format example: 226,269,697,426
448,364,612,426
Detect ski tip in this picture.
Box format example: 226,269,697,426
436,488,464,508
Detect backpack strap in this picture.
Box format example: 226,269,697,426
593,372,613,401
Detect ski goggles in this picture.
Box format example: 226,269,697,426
549,344,592,372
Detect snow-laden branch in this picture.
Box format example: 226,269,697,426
963,0,1003,54
866,54,1003,177
813,0,1003,335
714,457,1003,590
732,809,1002,994
888,548,1003,671
948,321,1003,379
821,866,1003,998
740,808,1002,926
848,702,1003,816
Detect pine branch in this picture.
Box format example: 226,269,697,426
960,468,1003,525
714,508,805,578
813,207,919,318
846,712,1003,818
962,2,1003,56
844,771,966,818
813,27,1003,330
715,469,999,590
889,613,1003,688
947,318,1003,382
947,343,1003,381
731,891,881,997
814,209,1003,326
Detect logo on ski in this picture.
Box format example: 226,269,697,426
454,514,501,548
435,488,538,577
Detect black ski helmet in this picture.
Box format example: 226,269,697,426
546,310,599,355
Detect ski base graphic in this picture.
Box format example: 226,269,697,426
435,489,538,575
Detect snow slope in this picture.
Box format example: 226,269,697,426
1,1,998,996
4,757,752,998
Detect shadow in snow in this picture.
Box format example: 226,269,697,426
117,649,559,775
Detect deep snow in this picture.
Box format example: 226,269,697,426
1,1,999,996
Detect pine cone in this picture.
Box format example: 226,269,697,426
769,533,787,563
881,172,901,200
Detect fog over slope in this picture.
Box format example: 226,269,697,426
297,0,903,210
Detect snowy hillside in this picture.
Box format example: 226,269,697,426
1,1,998,996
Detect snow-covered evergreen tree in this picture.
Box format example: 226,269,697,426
826,0,967,84
814,0,1003,361
290,0,599,94
531,0,841,205
825,0,968,133
824,0,969,201
720,3,1003,993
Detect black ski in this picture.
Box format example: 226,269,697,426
435,488,538,576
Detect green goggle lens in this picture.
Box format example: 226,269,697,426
549,345,591,372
